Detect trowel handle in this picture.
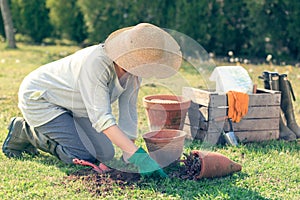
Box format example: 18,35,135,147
228,118,234,132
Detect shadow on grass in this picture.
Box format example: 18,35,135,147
135,171,268,199
16,152,81,174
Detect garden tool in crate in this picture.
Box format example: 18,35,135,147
210,116,239,146
223,118,239,146
259,71,300,140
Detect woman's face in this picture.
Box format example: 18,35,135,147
114,62,128,78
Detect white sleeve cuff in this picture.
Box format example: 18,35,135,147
93,115,116,133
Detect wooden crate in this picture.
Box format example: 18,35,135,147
182,87,281,144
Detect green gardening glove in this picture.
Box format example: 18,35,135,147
128,147,168,178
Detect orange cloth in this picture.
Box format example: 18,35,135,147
227,91,249,123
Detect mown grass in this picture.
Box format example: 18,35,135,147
0,42,299,199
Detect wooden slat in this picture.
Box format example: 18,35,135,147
244,106,280,119
183,87,281,108
184,124,279,143
182,87,221,106
210,92,281,107
235,130,279,143
190,105,280,122
248,93,281,106
183,114,194,139
205,106,280,121
209,95,227,107
223,118,279,132
188,104,226,122
202,132,222,145
196,118,279,132
187,102,203,127
206,107,227,121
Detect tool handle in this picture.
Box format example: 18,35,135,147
72,158,104,173
228,118,234,132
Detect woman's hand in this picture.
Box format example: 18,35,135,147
103,125,138,158
128,147,168,177
103,125,167,177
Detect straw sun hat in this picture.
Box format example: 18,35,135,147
104,23,182,78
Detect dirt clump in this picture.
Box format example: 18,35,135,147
65,154,202,197
65,168,141,197
168,153,202,180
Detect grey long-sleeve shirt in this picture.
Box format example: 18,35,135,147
18,44,141,139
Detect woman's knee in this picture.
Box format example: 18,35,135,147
98,146,115,162
57,145,96,164
58,145,115,163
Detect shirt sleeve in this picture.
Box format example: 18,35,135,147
77,52,116,133
118,76,141,139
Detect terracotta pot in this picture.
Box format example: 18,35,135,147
143,129,187,167
143,94,191,130
191,150,242,179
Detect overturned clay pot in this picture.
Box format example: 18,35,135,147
191,150,242,179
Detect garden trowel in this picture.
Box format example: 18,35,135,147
223,118,239,146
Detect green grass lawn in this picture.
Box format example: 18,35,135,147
0,42,299,199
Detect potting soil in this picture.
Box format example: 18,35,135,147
65,155,202,197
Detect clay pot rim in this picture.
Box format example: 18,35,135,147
143,94,191,104
143,129,187,143
142,94,191,110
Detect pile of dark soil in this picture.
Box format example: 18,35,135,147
65,153,201,197
169,153,202,180
65,168,141,197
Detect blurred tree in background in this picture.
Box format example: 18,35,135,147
286,0,300,59
11,0,51,43
0,12,4,38
220,0,250,56
0,0,16,48
1,0,300,62
46,0,87,44
77,0,129,42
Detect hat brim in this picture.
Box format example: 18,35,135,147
115,48,181,78
104,24,182,78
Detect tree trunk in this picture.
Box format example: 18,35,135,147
0,0,16,48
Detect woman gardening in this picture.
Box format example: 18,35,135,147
2,23,182,177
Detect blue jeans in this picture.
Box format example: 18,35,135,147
35,112,114,164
